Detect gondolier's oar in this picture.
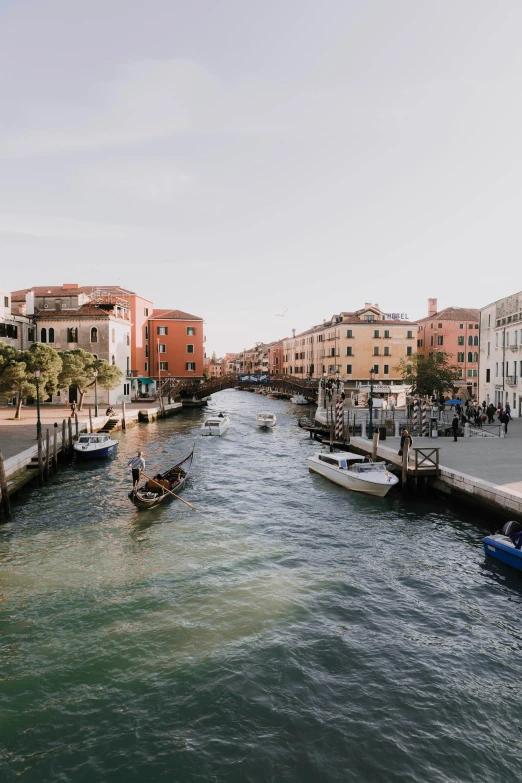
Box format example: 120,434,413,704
141,472,199,511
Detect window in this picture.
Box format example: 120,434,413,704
28,327,34,341
187,327,195,336
67,327,78,343
459,323,463,329
495,362,498,377
417,339,423,347
467,351,472,362
473,336,478,346
346,364,352,374
430,336,434,346
407,331,413,339
346,346,353,356
487,342,490,356
468,336,473,346
373,346,379,356
144,308,149,316
406,346,412,356
112,328,116,343
346,329,353,338
157,326,168,335
364,315,375,322
3,296,8,307
384,365,389,374
186,362,196,371
467,369,473,378
458,336,464,345
438,323,442,329
469,324,473,329
458,352,464,362
145,326,149,339
159,362,168,371
373,364,379,374
486,369,490,383
126,333,130,346
111,355,115,365
437,335,443,346
40,327,47,343
90,327,98,343
124,383,130,396
374,329,380,338
473,352,478,363
158,343,166,353
384,346,390,356
145,344,149,358
384,330,390,339
474,324,479,329
126,357,130,375
458,368,463,378
496,333,498,347
187,344,194,354
488,314,491,327
47,327,54,343
145,361,148,372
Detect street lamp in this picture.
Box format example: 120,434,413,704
368,368,375,438
93,369,98,417
335,369,340,393
34,368,42,437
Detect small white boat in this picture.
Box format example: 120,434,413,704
256,412,277,429
307,450,399,497
73,433,118,460
290,394,309,405
201,413,230,436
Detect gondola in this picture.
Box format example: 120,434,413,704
128,447,194,510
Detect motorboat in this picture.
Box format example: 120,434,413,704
201,413,230,436
73,433,118,460
483,521,522,572
256,412,277,429
290,394,309,405
307,450,399,497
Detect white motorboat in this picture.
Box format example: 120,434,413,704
256,412,277,429
307,450,399,497
73,433,118,460
200,413,230,436
290,394,309,405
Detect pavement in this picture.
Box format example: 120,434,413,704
0,401,158,461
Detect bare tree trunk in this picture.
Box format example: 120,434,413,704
14,394,22,419
78,389,85,411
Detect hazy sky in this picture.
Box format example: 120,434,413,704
1,0,522,354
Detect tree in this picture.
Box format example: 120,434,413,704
58,349,123,410
394,351,459,398
0,343,62,419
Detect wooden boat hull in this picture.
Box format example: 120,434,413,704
129,448,194,510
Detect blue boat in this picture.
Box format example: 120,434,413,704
483,521,522,572
73,433,118,460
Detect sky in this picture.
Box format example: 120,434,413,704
1,0,522,355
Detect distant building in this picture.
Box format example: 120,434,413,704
0,283,34,350
479,291,522,414
148,309,204,380
222,353,239,374
417,298,479,397
268,340,284,375
204,357,223,378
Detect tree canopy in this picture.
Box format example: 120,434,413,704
394,351,459,398
0,343,62,418
58,349,122,409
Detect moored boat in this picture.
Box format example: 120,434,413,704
290,394,309,405
129,448,194,510
307,450,399,497
256,412,277,429
483,521,522,572
73,433,118,460
201,413,230,436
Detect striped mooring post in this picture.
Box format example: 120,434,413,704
422,399,427,436
413,399,419,432
335,397,344,440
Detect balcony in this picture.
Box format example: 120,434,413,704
509,344,519,351
506,376,517,387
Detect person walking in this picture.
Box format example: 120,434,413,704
452,414,459,442
399,428,412,457
128,450,145,488
486,403,496,424
505,401,512,420
500,411,509,435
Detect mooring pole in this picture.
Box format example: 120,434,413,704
45,429,50,482
402,440,409,493
68,417,73,457
53,423,58,472
372,430,379,461
74,413,79,440
0,450,12,521
37,431,44,487
62,419,67,461
121,400,126,431
89,406,93,434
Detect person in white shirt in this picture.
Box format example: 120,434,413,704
128,451,145,487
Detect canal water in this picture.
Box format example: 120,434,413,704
1,390,521,782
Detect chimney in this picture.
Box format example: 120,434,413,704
63,283,80,289
292,328,296,338
428,298,438,317
25,291,35,316
364,302,372,309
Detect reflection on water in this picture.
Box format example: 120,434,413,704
1,390,521,782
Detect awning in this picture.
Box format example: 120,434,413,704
137,377,155,384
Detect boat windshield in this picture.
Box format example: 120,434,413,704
79,437,90,443
354,463,386,473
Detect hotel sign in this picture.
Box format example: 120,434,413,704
386,313,409,320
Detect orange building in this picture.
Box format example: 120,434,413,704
268,339,284,375
148,309,204,380
417,299,479,396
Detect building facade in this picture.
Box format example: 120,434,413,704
148,309,204,380
479,291,522,415
417,299,479,397
0,283,34,350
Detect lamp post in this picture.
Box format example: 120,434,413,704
368,368,375,438
93,369,98,418
323,372,327,409
34,368,42,438
335,369,340,394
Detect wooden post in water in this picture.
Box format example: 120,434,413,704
53,423,58,472
329,420,334,452
74,413,79,440
61,419,66,462
121,400,126,431
402,440,410,493
0,450,11,522
89,406,93,434
45,429,50,482
37,431,44,486
68,417,73,457
372,430,379,461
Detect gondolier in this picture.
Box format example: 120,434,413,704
128,451,145,487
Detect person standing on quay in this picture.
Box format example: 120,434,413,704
500,411,510,435
128,451,145,488
452,414,459,442
505,401,512,420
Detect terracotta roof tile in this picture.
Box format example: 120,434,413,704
417,307,479,323
36,304,114,319
150,309,203,321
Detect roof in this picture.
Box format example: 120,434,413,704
417,307,479,324
150,308,203,321
11,284,139,301
35,304,119,320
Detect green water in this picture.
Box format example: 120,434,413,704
1,390,521,782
